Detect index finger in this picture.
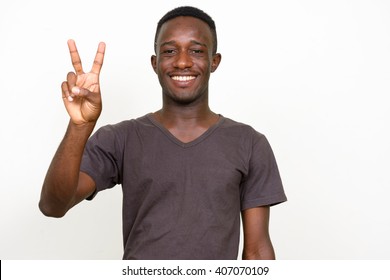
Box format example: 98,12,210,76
67,39,84,74
91,42,106,74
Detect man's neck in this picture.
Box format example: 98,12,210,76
152,105,220,143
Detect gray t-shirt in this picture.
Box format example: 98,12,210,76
81,114,287,259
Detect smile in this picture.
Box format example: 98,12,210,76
171,76,196,81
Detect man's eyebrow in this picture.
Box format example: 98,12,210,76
160,40,176,48
190,40,207,48
159,40,208,48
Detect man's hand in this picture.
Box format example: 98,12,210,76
61,39,106,125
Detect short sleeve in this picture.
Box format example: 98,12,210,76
80,124,124,200
240,130,287,210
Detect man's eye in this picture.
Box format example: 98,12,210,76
163,49,175,54
191,50,203,54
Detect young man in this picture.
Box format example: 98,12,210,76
39,6,287,260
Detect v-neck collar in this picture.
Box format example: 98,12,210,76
146,113,225,148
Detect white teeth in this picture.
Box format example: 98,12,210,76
171,76,196,81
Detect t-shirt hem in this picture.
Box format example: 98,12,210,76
241,192,287,211
80,168,100,201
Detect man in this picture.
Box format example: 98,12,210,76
39,6,287,260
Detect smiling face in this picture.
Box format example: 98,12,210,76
151,16,221,105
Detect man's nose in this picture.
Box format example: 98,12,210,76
174,51,193,69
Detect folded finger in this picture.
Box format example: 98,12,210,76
66,72,78,100
61,81,73,102
66,71,77,87
67,39,84,75
91,42,106,74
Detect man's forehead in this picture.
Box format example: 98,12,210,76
157,16,212,42
159,16,211,34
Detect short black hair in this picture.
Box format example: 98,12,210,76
154,6,218,54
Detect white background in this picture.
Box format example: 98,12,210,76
0,0,389,259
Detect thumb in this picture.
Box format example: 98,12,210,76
69,86,101,103
71,86,91,97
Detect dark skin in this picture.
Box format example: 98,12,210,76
39,16,275,260
151,16,221,143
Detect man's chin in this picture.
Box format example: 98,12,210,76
165,92,200,105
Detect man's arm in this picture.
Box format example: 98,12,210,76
241,206,275,260
39,40,106,218
39,122,97,217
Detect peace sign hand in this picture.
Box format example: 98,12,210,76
61,39,106,125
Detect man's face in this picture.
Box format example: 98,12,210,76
152,16,221,105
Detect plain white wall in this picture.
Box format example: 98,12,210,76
0,0,389,259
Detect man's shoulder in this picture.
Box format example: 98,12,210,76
221,116,250,128
219,116,264,138
101,113,153,129
90,114,152,140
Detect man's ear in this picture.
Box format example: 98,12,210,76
211,53,222,73
151,55,157,73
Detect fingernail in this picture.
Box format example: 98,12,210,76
72,87,80,94
67,96,74,102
